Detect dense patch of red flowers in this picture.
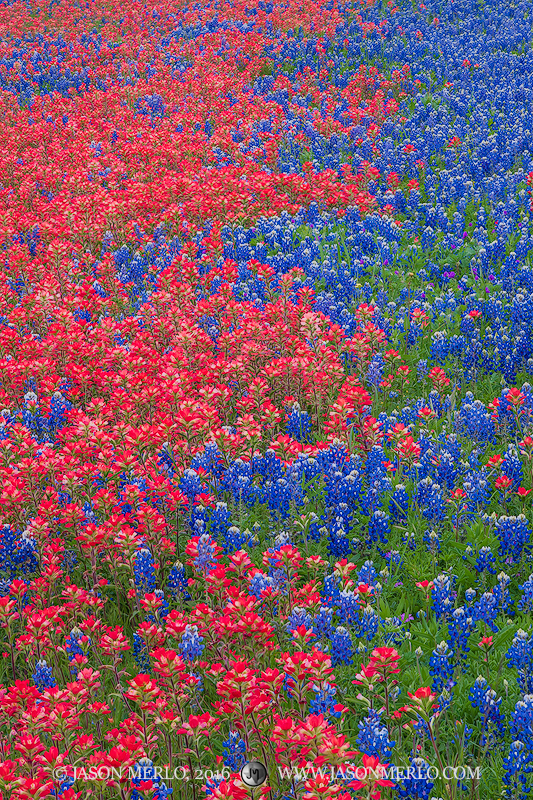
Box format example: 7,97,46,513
0,0,419,797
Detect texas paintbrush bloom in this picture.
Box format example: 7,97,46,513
347,754,395,795
367,647,401,677
415,580,434,602
428,366,451,393
406,687,440,719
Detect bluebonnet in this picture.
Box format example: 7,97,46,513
134,548,156,596
32,659,56,691
249,572,277,599
433,451,460,490
257,448,284,482
179,625,204,662
190,442,225,480
337,589,360,627
368,510,390,546
0,525,38,579
467,449,482,471
223,525,254,554
396,758,435,799
501,446,524,490
267,476,297,519
502,741,531,800
416,447,437,484
417,359,429,380
366,353,385,389
82,500,97,524
222,731,246,771
330,626,353,666
209,501,231,542
424,483,445,522
474,546,496,575
333,502,353,528
133,633,150,673
220,460,256,507
273,530,291,549
448,607,474,662
365,447,388,481
286,606,313,634
359,605,379,642
469,677,505,746
402,531,417,551
389,484,409,522
416,478,445,522
286,404,313,443
193,533,219,573
309,683,342,719
384,550,403,571
282,672,295,701
205,776,227,797
507,630,533,695
317,462,361,513
511,696,533,758
48,391,72,434
471,590,499,632
411,714,432,744
179,468,205,504
518,574,533,612
358,560,378,586
65,627,90,671
430,331,449,364
130,759,172,800
327,515,352,558
268,566,289,596
359,482,385,516
168,561,192,602
493,571,511,615
55,775,76,797
312,606,334,641
21,391,48,440
431,574,454,620
428,390,443,418
495,515,531,562
356,709,394,760
61,549,78,575
455,396,495,444
429,641,455,693
462,468,490,514
191,511,208,538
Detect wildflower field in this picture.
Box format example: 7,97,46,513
2,0,533,796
